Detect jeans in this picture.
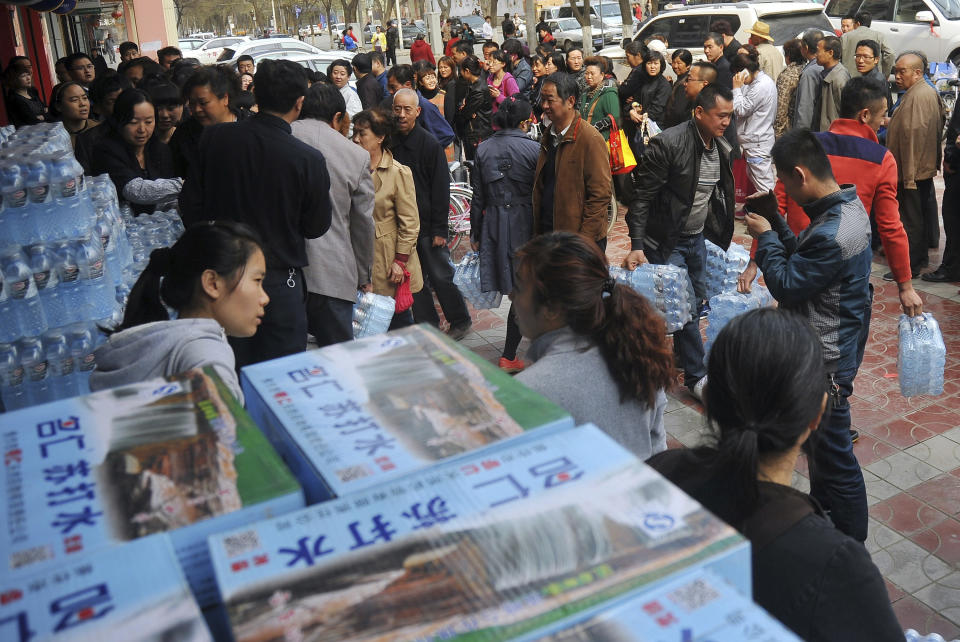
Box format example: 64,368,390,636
646,233,707,387
412,237,471,328
230,267,306,370
306,293,354,348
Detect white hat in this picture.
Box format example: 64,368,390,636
646,39,667,54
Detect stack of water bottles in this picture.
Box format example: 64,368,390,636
0,122,151,411
705,239,753,299
904,629,957,642
898,313,946,397
609,264,691,333
352,291,396,338
703,286,774,355
453,251,503,310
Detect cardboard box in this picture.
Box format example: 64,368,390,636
209,424,750,641
241,325,574,503
526,568,799,641
0,368,303,608
0,533,211,641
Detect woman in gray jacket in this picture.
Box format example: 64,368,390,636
513,232,675,458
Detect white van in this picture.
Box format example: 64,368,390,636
825,0,960,65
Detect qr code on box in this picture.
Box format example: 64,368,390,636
336,465,372,483
10,545,54,569
222,529,262,558
668,577,720,612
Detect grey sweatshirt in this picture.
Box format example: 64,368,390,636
91,318,243,403
516,326,667,459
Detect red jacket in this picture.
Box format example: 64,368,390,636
751,119,911,283
411,39,436,65
444,36,460,57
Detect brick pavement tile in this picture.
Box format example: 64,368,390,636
904,404,960,437
905,436,960,473
866,516,905,554
909,473,960,516
945,426,960,443
885,579,906,603
871,539,952,592
914,572,960,627
866,451,943,490
665,435,683,450
892,594,960,637
868,417,936,448
869,492,948,536
864,468,901,506
853,433,898,467
910,518,960,566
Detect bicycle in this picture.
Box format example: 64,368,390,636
447,161,473,265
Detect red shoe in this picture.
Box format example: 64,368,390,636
498,357,526,373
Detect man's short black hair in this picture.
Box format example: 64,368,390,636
454,40,474,55
842,13,857,22
839,76,888,119
387,63,414,87
118,41,139,57
801,29,823,53
157,46,182,62
855,39,880,59
64,52,93,69
695,83,733,111
821,35,842,62
543,70,578,102
254,59,308,114
704,32,724,48
89,72,133,105
370,51,384,66
482,41,499,52
236,54,254,65
691,60,718,84
352,52,372,74
300,82,346,122
503,19,516,36
772,128,835,182
709,19,733,36
855,11,872,27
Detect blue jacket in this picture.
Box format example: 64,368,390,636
417,93,455,147
756,186,872,373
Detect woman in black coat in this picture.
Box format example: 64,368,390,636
634,50,671,128
455,55,493,161
663,48,694,129
92,89,182,215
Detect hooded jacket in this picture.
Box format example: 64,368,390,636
90,318,243,403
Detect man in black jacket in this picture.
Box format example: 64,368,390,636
391,89,472,339
622,84,736,400
180,60,332,368
386,21,399,66
352,53,384,109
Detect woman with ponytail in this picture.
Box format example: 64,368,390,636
90,222,269,403
511,232,674,458
648,308,901,642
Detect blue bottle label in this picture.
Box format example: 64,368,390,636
61,264,79,284
29,184,49,203
9,278,29,300
28,360,48,382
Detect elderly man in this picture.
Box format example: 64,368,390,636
390,88,472,339
793,29,823,130
887,51,946,276
841,11,894,77
746,21,784,81
816,36,850,132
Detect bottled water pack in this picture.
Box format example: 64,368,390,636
703,285,773,356
898,313,946,397
609,264,691,334
453,251,503,310
705,239,754,300
903,629,955,642
353,291,396,338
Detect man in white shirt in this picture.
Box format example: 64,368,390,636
481,16,494,41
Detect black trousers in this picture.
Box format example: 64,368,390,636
386,47,397,66
898,179,935,271
940,173,960,276
306,292,354,348
412,236,471,329
230,267,306,370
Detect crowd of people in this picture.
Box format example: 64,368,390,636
1,11,952,638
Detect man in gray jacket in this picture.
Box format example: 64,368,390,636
291,84,375,346
817,35,851,132
793,29,824,130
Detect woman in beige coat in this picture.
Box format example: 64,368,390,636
352,108,424,328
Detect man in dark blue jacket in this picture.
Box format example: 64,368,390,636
745,128,873,543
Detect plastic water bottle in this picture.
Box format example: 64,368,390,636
898,313,946,397
67,324,95,395
52,241,84,325
453,252,503,309
18,336,50,406
612,263,691,333
903,629,951,642
1,246,47,339
353,291,396,338
24,159,57,242
0,163,33,246
50,154,91,237
0,270,16,344
95,210,122,286
75,235,114,321
26,244,66,329
0,342,26,411
43,330,78,401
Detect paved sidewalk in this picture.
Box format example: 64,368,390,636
445,183,960,637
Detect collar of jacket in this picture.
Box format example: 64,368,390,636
542,114,583,150
686,118,732,156
375,147,395,172
525,326,591,362
828,118,879,143
253,112,292,134
801,185,858,221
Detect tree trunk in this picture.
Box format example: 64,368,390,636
617,0,633,40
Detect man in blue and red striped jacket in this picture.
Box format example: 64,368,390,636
742,76,923,317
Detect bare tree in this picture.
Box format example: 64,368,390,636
568,0,593,55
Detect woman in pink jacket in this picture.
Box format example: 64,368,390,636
486,50,518,117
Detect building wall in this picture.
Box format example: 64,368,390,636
129,0,176,55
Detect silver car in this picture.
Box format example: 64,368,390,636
547,17,611,52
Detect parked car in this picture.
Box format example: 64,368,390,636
178,38,205,52
826,0,960,67
235,51,357,87
195,36,250,64
216,37,323,64
401,24,427,48
598,1,833,63
547,17,610,52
